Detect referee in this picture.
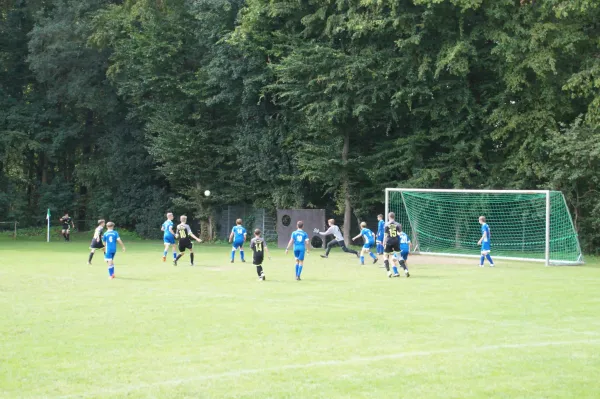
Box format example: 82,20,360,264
318,219,359,259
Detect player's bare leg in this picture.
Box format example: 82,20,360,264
383,253,392,278
162,243,170,262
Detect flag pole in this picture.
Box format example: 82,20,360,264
46,208,50,243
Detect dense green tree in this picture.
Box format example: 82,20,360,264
1,0,599,251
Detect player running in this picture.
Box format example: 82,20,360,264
87,219,106,265
477,216,495,267
250,229,270,281
161,212,177,262
229,219,247,263
60,212,74,242
383,212,410,278
102,222,126,279
317,219,359,259
174,215,202,266
376,214,385,255
352,222,378,265
286,221,310,280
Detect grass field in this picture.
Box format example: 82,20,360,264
1,236,600,398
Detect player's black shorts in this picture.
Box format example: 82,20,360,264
178,240,193,253
253,254,264,266
384,239,400,254
90,239,104,249
62,224,70,230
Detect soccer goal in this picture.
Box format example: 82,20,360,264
385,189,583,266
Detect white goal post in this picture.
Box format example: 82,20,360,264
385,189,584,266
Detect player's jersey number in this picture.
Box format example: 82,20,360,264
256,241,263,252
389,228,398,238
109,236,114,242
179,229,187,239
296,235,303,242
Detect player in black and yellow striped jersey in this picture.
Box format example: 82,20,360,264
250,229,270,281
174,215,202,266
383,212,409,278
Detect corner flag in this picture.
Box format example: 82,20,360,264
46,208,50,242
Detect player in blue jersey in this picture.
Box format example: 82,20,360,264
285,220,310,280
229,218,247,263
161,212,177,263
102,222,126,279
477,216,494,267
352,222,378,265
393,226,411,277
376,214,385,255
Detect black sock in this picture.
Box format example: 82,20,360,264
256,265,263,276
400,259,408,270
190,253,194,264
88,252,94,263
384,260,390,271
63,233,67,241
176,254,183,262
66,233,70,241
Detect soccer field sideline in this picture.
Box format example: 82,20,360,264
2,240,600,398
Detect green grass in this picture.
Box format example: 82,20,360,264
1,236,600,398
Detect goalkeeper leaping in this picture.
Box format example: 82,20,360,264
316,219,359,259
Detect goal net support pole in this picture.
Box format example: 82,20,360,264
385,188,583,265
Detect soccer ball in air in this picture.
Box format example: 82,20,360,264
204,190,211,197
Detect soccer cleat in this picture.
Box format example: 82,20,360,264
372,258,378,265
479,264,484,267
355,253,360,258
489,264,495,267
405,270,410,278
190,263,194,267
320,255,328,258
241,259,246,263
173,260,177,266
109,275,115,280
261,272,266,281
162,256,166,262
392,273,400,277
296,276,301,281
387,271,392,278
230,260,234,263
87,262,92,266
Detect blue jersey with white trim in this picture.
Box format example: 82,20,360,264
231,226,247,242
481,223,491,249
399,232,411,251
162,220,174,239
361,228,375,245
291,230,309,251
103,230,120,253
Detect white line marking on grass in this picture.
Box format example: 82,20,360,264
57,339,600,398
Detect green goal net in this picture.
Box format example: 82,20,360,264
386,189,583,265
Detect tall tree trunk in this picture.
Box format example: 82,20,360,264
342,132,352,244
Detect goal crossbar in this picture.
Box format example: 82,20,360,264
385,188,584,266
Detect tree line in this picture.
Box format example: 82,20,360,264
1,0,598,250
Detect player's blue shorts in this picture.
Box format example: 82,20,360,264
363,241,375,250
376,233,384,243
481,242,491,252
232,240,244,249
294,249,306,261
105,252,116,261
399,250,409,261
164,235,175,245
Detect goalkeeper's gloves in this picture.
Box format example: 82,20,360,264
313,228,320,234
